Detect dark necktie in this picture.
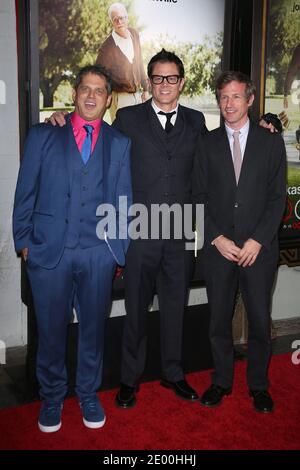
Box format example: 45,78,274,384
158,111,176,133
81,124,94,164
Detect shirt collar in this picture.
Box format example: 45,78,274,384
71,112,102,133
151,99,178,116
225,119,250,139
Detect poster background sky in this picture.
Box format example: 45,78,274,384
134,0,225,44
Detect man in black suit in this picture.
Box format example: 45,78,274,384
114,49,207,407
196,71,286,413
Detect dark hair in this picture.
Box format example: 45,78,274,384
74,65,113,95
215,71,256,103
147,49,185,78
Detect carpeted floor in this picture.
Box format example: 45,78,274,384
0,353,299,450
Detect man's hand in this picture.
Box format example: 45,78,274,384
115,266,123,278
259,119,277,133
141,91,149,102
21,247,28,262
213,235,241,262
238,238,262,267
45,111,68,127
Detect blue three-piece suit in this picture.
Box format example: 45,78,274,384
13,115,132,402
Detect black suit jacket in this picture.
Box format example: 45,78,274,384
195,122,287,250
113,99,207,210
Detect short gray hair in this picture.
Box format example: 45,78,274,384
108,2,127,20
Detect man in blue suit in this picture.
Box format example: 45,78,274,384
13,65,132,432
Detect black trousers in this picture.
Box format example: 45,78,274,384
121,239,194,386
204,243,278,391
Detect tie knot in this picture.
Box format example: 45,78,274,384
233,131,240,140
84,124,94,135
158,111,176,121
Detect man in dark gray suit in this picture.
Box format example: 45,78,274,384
196,71,286,413
113,49,207,407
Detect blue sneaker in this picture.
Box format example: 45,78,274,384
38,401,63,433
80,398,106,429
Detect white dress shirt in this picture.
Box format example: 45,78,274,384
151,100,178,129
225,119,250,161
112,30,134,64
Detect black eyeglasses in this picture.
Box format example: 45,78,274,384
151,75,181,85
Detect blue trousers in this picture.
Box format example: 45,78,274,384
26,244,116,402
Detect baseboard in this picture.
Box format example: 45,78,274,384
272,317,300,337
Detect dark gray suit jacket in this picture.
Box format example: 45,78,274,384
113,99,207,211
195,121,287,251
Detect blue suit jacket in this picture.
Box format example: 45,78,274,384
13,118,132,268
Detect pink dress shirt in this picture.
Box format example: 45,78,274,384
71,112,102,153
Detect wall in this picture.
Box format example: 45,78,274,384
272,265,300,320
0,0,26,348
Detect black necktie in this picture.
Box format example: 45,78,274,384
158,111,176,133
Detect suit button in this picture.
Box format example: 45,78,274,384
82,186,87,191
80,219,83,222
164,192,169,196
234,203,239,208
67,193,71,198
81,203,85,207
65,219,68,224
83,170,88,175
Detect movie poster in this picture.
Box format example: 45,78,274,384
38,0,225,130
265,0,300,242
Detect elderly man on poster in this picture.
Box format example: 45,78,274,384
96,2,149,121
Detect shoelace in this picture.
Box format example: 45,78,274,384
81,401,98,413
44,403,62,415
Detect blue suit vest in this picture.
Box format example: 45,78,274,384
65,138,105,248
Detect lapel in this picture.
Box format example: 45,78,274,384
99,121,111,196
137,100,165,154
62,116,78,193
215,126,237,187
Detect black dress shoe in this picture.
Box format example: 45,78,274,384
200,384,232,407
160,378,199,401
115,383,137,409
250,390,274,413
